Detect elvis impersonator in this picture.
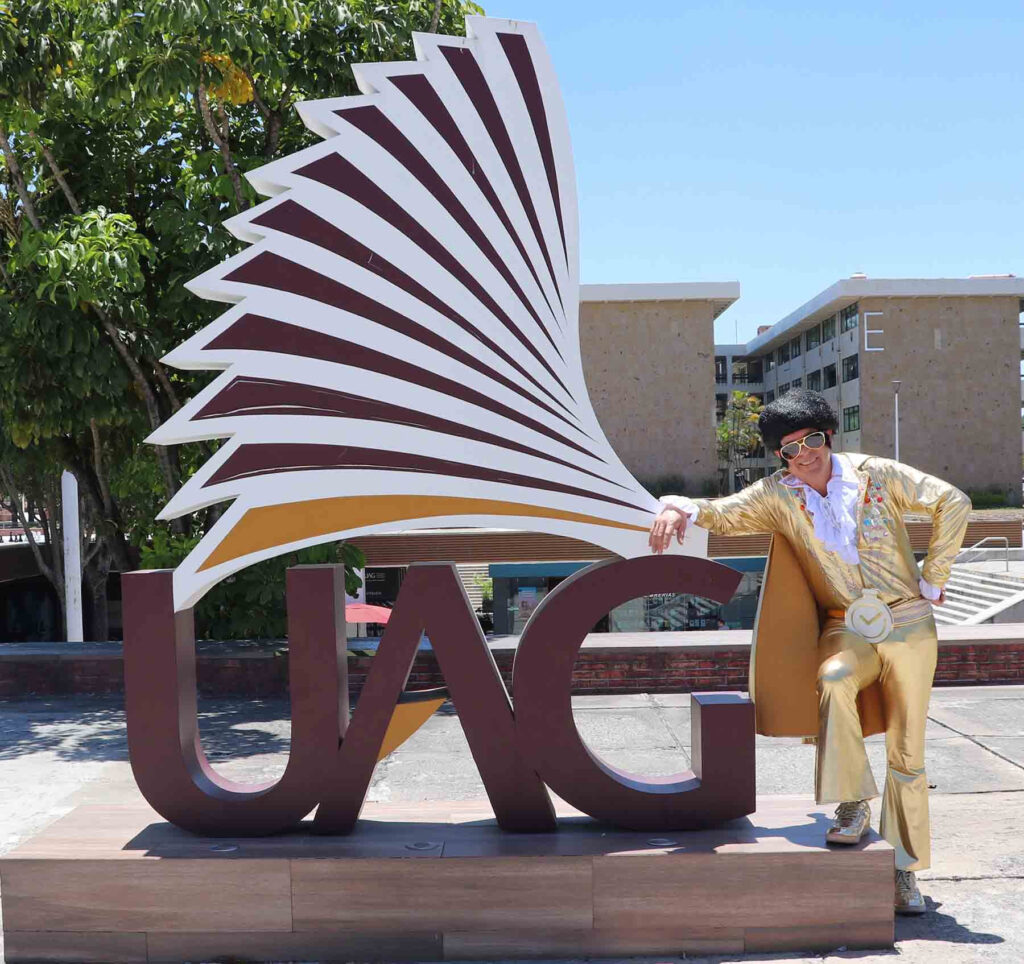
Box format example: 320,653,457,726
649,389,971,915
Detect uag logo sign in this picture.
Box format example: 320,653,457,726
126,16,752,836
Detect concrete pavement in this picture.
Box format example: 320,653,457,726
2,684,1023,963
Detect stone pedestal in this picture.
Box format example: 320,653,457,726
0,796,894,962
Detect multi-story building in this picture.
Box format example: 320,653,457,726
580,282,739,493
581,275,1024,501
714,276,1024,500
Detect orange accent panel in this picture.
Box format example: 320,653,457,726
376,698,447,762
199,495,648,571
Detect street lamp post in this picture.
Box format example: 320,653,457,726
892,380,901,462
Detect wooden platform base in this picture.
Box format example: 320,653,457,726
1,798,894,962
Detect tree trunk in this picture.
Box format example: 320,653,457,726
32,134,81,215
0,468,62,608
197,81,249,211
0,124,42,230
265,111,282,158
150,357,183,413
84,551,111,642
94,309,182,513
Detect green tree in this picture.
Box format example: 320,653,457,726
0,0,479,638
716,391,763,494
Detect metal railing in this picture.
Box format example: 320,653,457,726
954,536,1010,572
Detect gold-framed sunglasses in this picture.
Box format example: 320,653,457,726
778,431,827,461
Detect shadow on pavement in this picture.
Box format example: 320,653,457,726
0,696,294,763
894,896,1005,945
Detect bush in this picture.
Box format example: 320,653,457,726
639,474,688,498
967,487,1013,509
140,530,365,640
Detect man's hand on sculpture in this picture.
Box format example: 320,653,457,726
649,507,688,554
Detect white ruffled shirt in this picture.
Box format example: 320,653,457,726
660,453,941,600
780,453,862,565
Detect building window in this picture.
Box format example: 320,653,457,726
764,353,775,372
765,390,775,404
715,356,728,384
790,335,802,358
823,363,837,388
842,354,859,382
778,382,790,395
822,314,836,341
731,359,764,385
716,394,728,420
840,303,859,332
778,342,790,364
805,325,821,350
843,405,861,432
791,377,802,390
807,370,822,391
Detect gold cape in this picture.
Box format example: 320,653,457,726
689,452,971,737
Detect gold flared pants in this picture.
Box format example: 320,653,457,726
815,613,938,871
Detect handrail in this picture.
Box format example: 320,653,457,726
955,536,1009,572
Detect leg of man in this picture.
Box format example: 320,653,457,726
815,620,882,804
875,614,938,871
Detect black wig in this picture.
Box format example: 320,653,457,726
758,389,838,454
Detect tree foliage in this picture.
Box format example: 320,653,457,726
716,391,763,492
0,0,480,638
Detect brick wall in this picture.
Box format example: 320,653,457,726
2,634,1023,700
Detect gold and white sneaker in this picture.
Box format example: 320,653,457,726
895,869,927,915
825,800,871,844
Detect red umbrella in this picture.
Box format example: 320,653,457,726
345,602,393,624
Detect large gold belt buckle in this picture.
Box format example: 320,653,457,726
845,589,894,644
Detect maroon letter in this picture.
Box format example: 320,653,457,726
122,566,346,835
314,563,556,833
512,556,755,830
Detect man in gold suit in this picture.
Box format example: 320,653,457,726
649,389,970,915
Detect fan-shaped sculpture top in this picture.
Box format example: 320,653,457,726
151,16,707,611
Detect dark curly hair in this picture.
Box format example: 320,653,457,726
758,389,838,454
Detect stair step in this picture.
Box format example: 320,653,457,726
945,588,1007,605
939,608,981,622
945,579,1007,594
951,572,1024,589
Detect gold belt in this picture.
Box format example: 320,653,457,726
826,597,933,626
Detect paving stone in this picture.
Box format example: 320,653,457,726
571,708,682,750
970,735,1024,768
927,697,1024,737
589,747,692,776
753,745,817,795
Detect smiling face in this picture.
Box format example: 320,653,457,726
777,427,834,489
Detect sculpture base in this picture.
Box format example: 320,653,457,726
1,797,894,962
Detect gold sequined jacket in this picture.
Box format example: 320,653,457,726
683,452,971,737
690,452,971,611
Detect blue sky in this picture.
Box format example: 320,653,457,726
485,1,1024,343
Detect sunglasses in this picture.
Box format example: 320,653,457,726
778,431,827,461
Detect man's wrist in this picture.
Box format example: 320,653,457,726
659,495,700,523
919,577,942,601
